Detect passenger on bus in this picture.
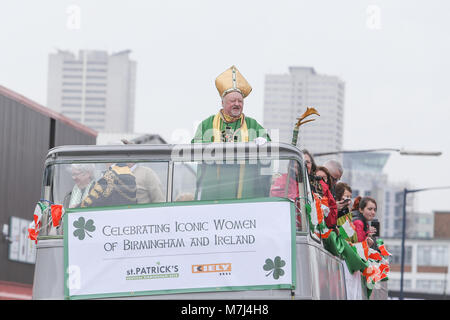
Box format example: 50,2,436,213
352,196,378,247
270,160,300,200
316,166,332,192
127,163,165,204
80,163,137,208
270,160,301,229
335,182,353,219
64,164,96,208
175,193,195,202
190,66,272,201
191,65,270,144
303,150,337,229
335,182,358,243
323,159,344,200
351,195,362,216
302,150,322,195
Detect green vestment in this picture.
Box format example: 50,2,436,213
191,114,271,201
191,114,270,143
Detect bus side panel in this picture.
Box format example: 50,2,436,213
294,237,314,299
32,239,65,300
308,241,347,300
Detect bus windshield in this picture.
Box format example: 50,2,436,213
40,158,305,235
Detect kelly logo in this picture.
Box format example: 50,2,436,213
192,263,232,274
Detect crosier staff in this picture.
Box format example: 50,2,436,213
291,107,320,147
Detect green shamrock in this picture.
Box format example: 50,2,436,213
263,256,286,280
73,217,96,240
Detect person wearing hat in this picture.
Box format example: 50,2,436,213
191,65,270,143
190,66,271,201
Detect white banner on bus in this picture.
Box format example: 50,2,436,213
64,199,295,299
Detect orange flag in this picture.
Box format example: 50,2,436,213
378,244,392,257
51,205,63,227
313,193,324,225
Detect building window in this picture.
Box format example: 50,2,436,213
85,118,104,123
417,245,448,266
62,111,81,115
63,68,82,72
62,96,82,100
388,279,411,290
62,103,81,107
389,245,412,265
63,75,82,79
416,280,446,293
63,60,82,64
85,90,106,94
87,61,107,65
85,111,105,115
395,206,403,218
86,76,107,80
85,97,106,101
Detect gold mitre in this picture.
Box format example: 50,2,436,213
215,65,252,98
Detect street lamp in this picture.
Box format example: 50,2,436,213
399,186,450,300
313,148,442,157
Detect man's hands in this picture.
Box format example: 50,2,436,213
366,226,377,247
253,137,267,146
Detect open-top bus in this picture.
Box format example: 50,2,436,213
31,142,387,300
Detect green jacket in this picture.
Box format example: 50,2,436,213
191,114,270,143
190,114,271,200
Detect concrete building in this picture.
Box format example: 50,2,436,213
385,212,450,298
263,67,345,157
46,49,136,133
0,85,96,299
409,211,434,239
385,238,449,297
434,211,450,239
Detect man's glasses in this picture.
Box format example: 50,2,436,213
330,175,340,184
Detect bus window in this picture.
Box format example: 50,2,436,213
172,159,274,202
39,161,169,236
129,162,168,204
171,158,306,232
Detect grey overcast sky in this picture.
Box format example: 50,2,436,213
1,0,450,213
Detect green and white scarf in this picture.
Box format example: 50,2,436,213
69,181,94,208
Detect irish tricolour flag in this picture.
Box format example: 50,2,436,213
338,217,356,239
352,240,369,261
